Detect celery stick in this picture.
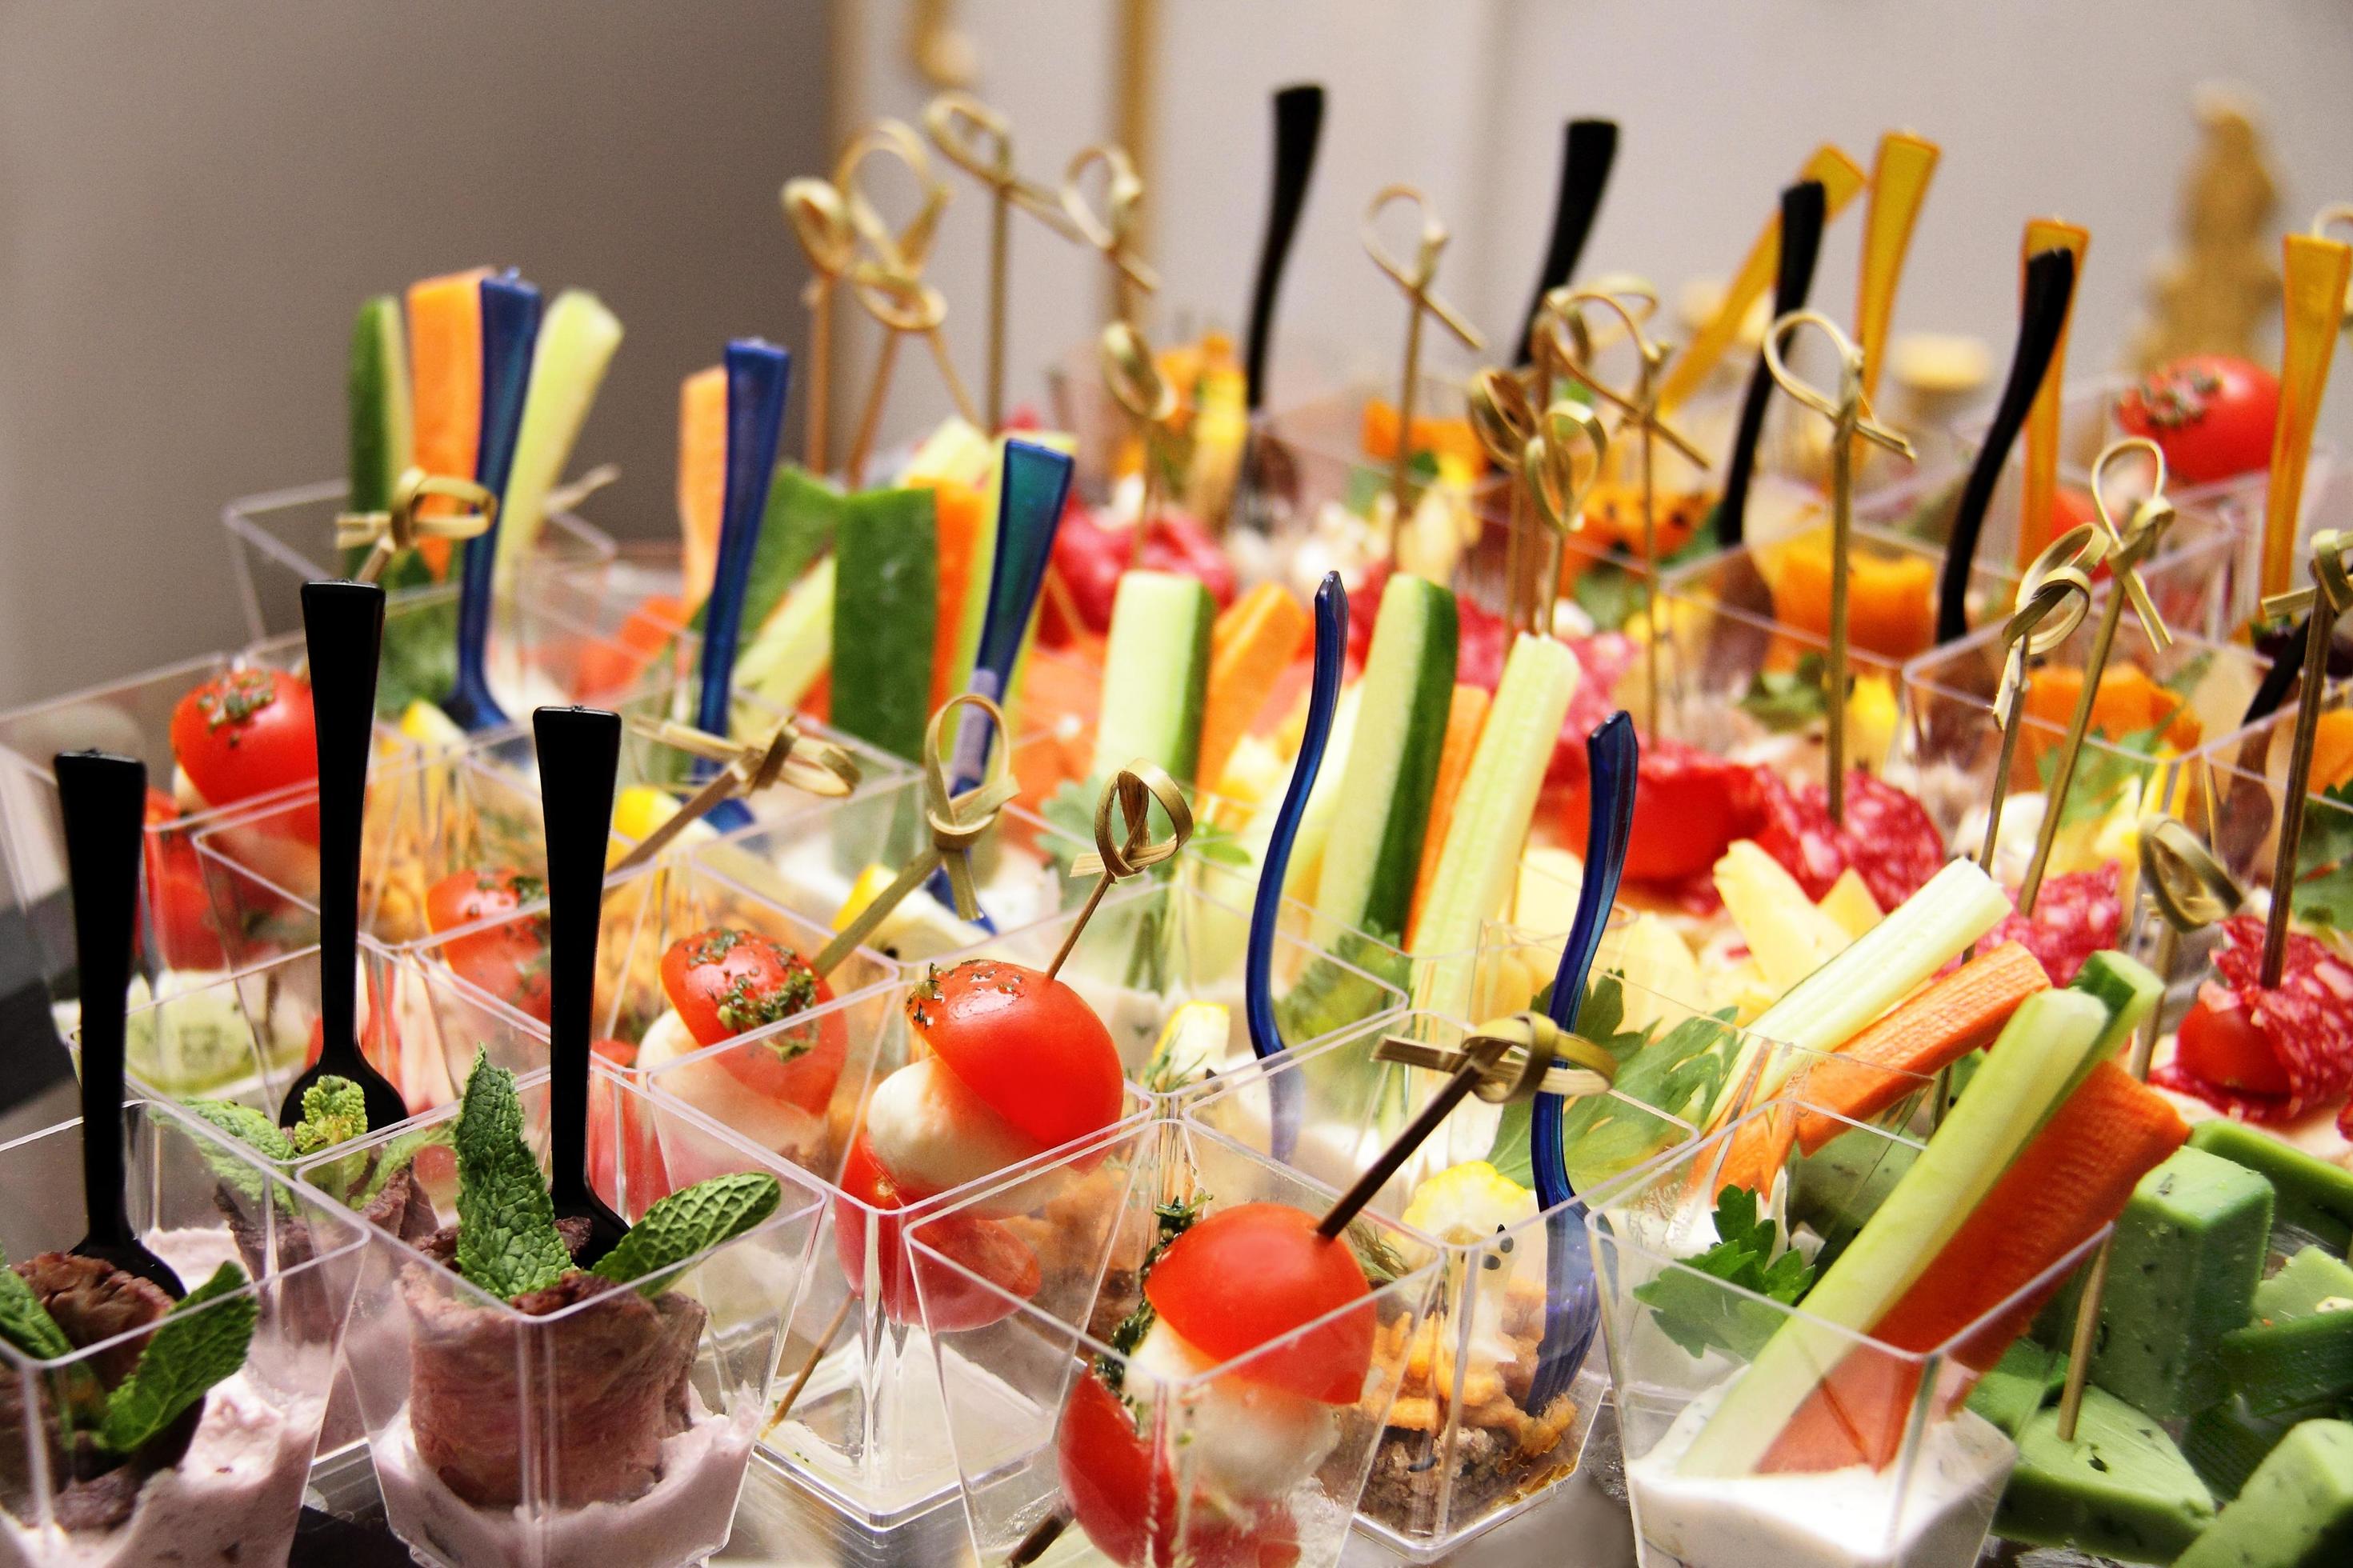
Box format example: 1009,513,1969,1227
1266,683,1361,902
496,290,623,590
735,554,834,714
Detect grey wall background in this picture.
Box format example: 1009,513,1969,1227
0,2,831,706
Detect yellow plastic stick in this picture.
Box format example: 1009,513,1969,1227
2018,218,2091,567
1852,132,1940,409
1657,145,1867,413
2262,233,2353,598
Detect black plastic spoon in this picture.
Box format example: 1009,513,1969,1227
280,580,409,1133
57,749,184,1298
1935,247,2078,645
1242,83,1324,415
1713,179,1827,547
534,704,628,1266
1515,118,1619,367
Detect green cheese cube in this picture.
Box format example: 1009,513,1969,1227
2187,1393,2343,1503
2223,1307,2353,1417
1969,1338,2070,1439
1996,1384,2218,1561
2190,1120,2353,1254
2255,1247,2353,1323
2085,1146,2274,1418
2177,1418,2353,1567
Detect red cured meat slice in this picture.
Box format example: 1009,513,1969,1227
1979,864,2125,986
2151,914,2353,1126
1739,768,1849,899
1838,774,1947,911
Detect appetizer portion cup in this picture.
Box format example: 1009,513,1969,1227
907,1118,1443,1568
302,1064,826,1568
1591,1104,2109,1568
0,1097,369,1566
654,973,1153,1532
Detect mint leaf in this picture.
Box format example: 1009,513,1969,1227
291,1076,368,1155
98,1262,256,1455
454,1051,571,1300
1739,653,1832,734
0,1249,72,1362
1632,1184,1816,1359
590,1172,782,1294
2037,721,2165,830
182,1099,294,1162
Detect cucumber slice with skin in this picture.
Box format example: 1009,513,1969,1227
1683,958,2160,1478
736,554,835,715
1090,570,1215,783
348,295,413,516
495,289,622,590
1313,573,1457,946
832,489,938,763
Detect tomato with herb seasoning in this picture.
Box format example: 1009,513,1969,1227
426,868,552,1023
1057,1366,1303,1568
2115,354,2279,488
1141,1202,1374,1403
658,927,846,1112
169,666,316,810
907,959,1124,1155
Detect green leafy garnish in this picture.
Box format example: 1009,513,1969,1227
182,1099,294,1163
97,1262,258,1456
590,1172,782,1295
1631,1186,1815,1359
453,1051,571,1301
376,594,458,714
2036,720,2164,830
1571,558,1647,633
2293,779,2353,930
290,1078,368,1155
1738,652,1832,733
1274,932,1411,1051
1097,1194,1205,1394
0,1249,73,1362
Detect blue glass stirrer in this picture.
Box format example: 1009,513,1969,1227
444,270,541,733
692,340,794,833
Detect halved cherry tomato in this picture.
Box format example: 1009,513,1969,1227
833,1130,1039,1330
911,960,1124,1157
586,1038,670,1209
170,667,316,811
1561,738,1745,886
1143,1203,1372,1404
658,929,846,1111
142,789,226,970
2115,355,2279,488
2176,986,2291,1097
1058,1369,1300,1568
426,869,553,1023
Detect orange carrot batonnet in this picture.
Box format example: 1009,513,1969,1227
1199,582,1313,792
406,267,492,576
920,478,985,712
1759,1060,2188,1475
1404,685,1492,949
677,365,727,612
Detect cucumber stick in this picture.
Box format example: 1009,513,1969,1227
832,489,938,762
347,295,413,515
1718,858,2011,1126
1313,574,1458,945
1683,985,2117,1478
1090,570,1215,782
735,554,834,714
1265,683,1362,901
495,290,622,590
1411,633,1579,1018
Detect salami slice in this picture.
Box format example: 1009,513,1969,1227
2151,914,2353,1126
1738,768,1849,899
1978,864,2125,986
1837,774,1947,910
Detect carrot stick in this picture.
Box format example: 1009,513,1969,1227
1759,1060,2187,1474
919,478,985,711
1199,582,1313,790
677,365,726,611
1404,685,1491,950
406,267,491,576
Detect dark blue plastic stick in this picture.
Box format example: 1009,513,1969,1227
1248,573,1346,1161
694,340,794,832
445,270,542,732
1527,710,1639,1412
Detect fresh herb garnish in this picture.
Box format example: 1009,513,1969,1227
2293,778,2353,929
1097,1194,1206,1394
714,966,818,1034
590,1171,782,1296
1631,1185,1815,1359
453,1050,572,1301
2037,721,2166,830
1738,652,1833,733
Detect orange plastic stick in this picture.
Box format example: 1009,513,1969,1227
2017,219,2091,566
2261,233,2353,598
1853,132,1941,409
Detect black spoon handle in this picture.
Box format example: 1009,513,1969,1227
57,750,147,1250
1937,247,2079,644
1716,180,1828,546
1243,83,1324,414
1515,118,1619,367
534,706,621,1211
304,580,386,1081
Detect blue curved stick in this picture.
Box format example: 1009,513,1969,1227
1527,710,1639,1412
923,439,1077,926
445,270,542,733
695,340,794,833
1247,573,1345,1161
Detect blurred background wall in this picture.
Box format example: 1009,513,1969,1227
4,0,2351,706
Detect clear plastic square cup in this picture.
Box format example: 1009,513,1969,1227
642,966,1154,1534
1590,1104,2110,1568
298,1063,827,1568
0,1097,369,1566
906,1117,1444,1568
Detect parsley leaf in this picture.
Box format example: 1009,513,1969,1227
2038,721,2165,830
98,1261,258,1455
453,1050,572,1300
2293,779,2353,930
1631,1186,1816,1359
1739,652,1832,734
1097,1194,1205,1395
590,1171,782,1295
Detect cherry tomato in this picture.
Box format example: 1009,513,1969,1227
1058,1369,1300,1568
2176,986,2290,1097
141,790,226,970
832,1130,1039,1330
2115,356,2279,488
586,1038,670,1209
1561,738,1745,885
912,960,1124,1156
1144,1203,1373,1404
427,870,552,1023
1050,503,1237,635
658,929,847,1111
170,667,316,811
